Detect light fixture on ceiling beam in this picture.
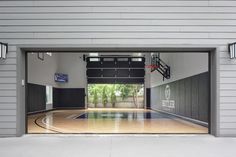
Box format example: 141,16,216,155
0,42,8,59
229,42,236,59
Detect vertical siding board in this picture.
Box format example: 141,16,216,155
172,82,177,113
175,81,180,114
191,75,199,120
151,73,209,123
185,77,192,118
198,73,209,122
179,80,185,116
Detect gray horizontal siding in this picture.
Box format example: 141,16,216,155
2,13,236,20
0,116,16,122
3,7,236,13
0,84,16,90
219,44,236,136
0,45,17,136
2,32,236,39
0,129,16,135
0,104,16,110
1,39,236,45
2,20,236,26
0,0,235,136
1,26,236,33
0,122,16,128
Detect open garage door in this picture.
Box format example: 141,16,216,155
26,52,210,134
86,56,145,108
86,56,145,84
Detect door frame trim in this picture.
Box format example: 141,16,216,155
16,45,219,136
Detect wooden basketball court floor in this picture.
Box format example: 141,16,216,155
27,108,208,134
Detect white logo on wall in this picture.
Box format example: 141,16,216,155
165,85,171,100
162,85,175,110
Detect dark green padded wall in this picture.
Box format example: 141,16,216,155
151,72,209,123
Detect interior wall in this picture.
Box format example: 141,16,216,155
27,53,59,112
27,53,87,110
150,53,209,123
28,53,87,88
27,53,59,88
151,53,208,87
151,72,209,123
57,53,87,88
55,53,86,108
53,88,85,109
27,83,46,113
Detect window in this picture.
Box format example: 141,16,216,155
103,58,114,62
117,58,128,61
132,53,142,57
46,86,53,105
131,58,142,62
89,58,100,62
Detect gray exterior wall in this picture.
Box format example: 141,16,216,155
0,0,235,137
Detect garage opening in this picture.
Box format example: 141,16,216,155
26,52,210,134
86,56,145,109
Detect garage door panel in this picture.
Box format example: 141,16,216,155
117,69,129,77
87,69,102,77
87,56,145,84
88,78,112,84
88,78,144,84
103,69,116,77
102,58,116,67
117,61,129,68
116,78,144,84
130,69,145,77
86,59,101,68
130,62,145,68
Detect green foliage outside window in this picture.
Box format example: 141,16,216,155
93,88,98,107
110,86,117,107
88,84,144,108
102,86,108,107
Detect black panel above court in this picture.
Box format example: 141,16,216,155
86,56,145,84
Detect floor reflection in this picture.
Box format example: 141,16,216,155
27,109,208,134
76,111,171,120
